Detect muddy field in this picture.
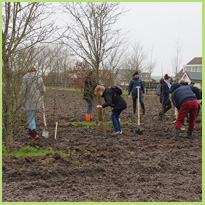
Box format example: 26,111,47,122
2,89,202,202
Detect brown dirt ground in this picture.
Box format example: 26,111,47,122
2,89,202,202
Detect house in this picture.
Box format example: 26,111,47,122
178,57,202,88
181,71,202,89
183,57,202,72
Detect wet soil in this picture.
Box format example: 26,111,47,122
2,89,202,202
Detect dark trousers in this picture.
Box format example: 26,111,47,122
176,100,198,130
132,95,145,114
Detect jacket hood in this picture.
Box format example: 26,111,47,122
170,82,180,93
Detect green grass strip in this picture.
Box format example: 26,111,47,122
2,145,72,157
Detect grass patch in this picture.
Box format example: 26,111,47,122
2,145,71,157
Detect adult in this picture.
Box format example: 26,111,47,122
159,74,172,119
19,67,46,140
128,71,145,115
170,82,201,139
95,85,127,136
83,71,97,121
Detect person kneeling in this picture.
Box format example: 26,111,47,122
95,85,127,136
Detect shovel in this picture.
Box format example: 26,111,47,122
136,86,143,135
42,98,49,138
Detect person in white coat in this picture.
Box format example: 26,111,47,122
19,67,46,140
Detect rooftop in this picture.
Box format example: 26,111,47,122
187,57,202,65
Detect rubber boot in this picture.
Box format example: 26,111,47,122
90,112,93,120
28,129,32,138
186,129,193,138
31,129,39,141
86,113,91,121
172,128,180,140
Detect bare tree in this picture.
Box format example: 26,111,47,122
147,45,157,88
171,38,183,81
122,42,147,84
61,2,126,121
2,2,61,151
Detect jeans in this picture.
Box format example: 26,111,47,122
27,110,37,130
111,111,122,132
132,95,145,114
85,99,92,114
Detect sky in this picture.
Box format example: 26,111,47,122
56,2,202,77
117,2,202,76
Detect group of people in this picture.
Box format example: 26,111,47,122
84,71,202,138
19,67,202,141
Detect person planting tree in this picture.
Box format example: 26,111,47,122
19,67,46,140
83,71,97,121
95,85,127,136
170,82,201,139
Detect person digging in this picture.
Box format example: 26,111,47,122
170,82,202,140
95,85,127,136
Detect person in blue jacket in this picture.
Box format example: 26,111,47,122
170,82,201,139
128,71,145,115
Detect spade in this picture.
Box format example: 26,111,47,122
135,86,143,135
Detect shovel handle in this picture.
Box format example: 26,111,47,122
136,86,140,126
42,99,47,128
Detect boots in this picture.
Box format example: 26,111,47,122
186,129,193,138
86,113,91,121
173,128,180,140
30,129,39,141
28,129,32,138
90,112,93,120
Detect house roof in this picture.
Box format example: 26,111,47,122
176,68,184,77
186,72,202,81
187,57,202,65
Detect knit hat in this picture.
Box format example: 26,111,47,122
133,71,139,76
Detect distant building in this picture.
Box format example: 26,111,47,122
181,71,202,89
178,57,202,89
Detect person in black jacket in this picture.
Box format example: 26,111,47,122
170,82,202,139
95,85,127,136
159,74,172,119
83,71,97,121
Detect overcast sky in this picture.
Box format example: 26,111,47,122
57,2,202,77
118,2,202,76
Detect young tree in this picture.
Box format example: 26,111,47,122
2,2,60,151
122,42,147,84
171,38,183,81
147,45,156,88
